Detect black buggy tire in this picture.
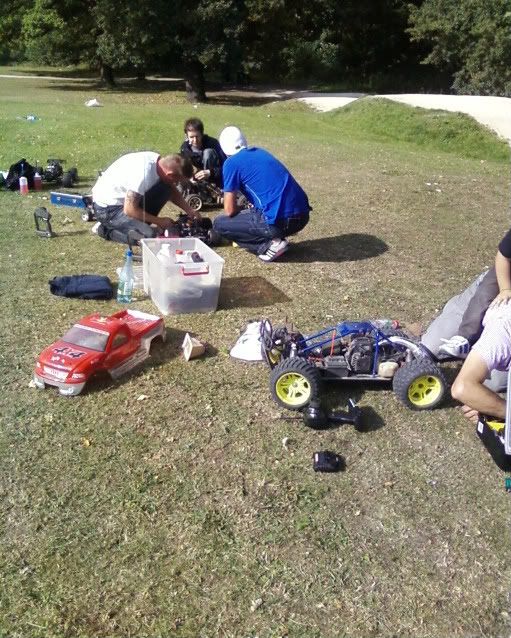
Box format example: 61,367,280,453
270,357,321,411
200,217,213,230
61,171,75,187
393,358,447,411
207,229,222,246
186,193,203,211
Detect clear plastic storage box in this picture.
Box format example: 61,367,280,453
141,237,224,315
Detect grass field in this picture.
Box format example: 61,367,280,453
1,74,511,638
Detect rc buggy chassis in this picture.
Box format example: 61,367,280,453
183,180,223,211
183,180,249,212
170,213,221,246
261,319,448,411
37,159,78,188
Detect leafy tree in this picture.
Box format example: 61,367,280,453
20,0,92,64
240,0,423,85
167,0,246,101
0,0,33,62
409,0,511,95
92,0,170,86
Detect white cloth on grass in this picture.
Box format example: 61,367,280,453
230,321,264,361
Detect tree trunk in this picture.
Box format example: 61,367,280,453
136,68,146,81
100,62,115,87
184,59,207,102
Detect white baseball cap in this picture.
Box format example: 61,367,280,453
219,126,248,156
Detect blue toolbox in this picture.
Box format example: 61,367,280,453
50,191,95,221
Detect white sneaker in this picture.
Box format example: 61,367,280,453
91,221,101,235
439,335,470,358
258,238,289,262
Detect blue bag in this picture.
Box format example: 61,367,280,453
49,275,113,300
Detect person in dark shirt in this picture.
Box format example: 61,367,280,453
179,118,226,187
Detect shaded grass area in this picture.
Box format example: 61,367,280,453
0,63,97,78
1,76,511,637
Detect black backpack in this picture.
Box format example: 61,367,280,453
5,158,36,191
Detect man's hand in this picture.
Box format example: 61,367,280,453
187,209,202,222
158,217,177,231
194,169,210,181
490,289,511,307
460,404,479,424
167,183,202,221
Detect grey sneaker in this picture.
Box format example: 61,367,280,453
258,238,289,262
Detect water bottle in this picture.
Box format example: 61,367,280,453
34,171,42,191
157,244,173,267
373,319,400,331
117,249,134,303
19,176,29,195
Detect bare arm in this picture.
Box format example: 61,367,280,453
123,191,171,230
223,191,239,217
451,350,506,419
168,183,202,220
491,250,511,306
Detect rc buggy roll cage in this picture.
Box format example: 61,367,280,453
37,159,78,187
183,180,224,212
260,318,448,411
182,180,250,213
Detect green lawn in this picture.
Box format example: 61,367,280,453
1,74,511,638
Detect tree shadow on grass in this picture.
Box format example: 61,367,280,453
283,233,388,263
45,79,293,106
206,93,284,107
43,175,98,186
219,276,290,310
49,78,185,94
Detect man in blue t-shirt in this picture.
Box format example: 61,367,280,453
212,126,310,262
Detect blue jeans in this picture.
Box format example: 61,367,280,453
93,204,158,241
202,148,222,184
93,180,172,242
213,208,309,255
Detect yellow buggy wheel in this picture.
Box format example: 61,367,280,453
393,358,447,410
270,357,321,410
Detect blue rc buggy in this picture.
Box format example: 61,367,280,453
261,319,448,411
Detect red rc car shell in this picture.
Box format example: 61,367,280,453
34,309,165,396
